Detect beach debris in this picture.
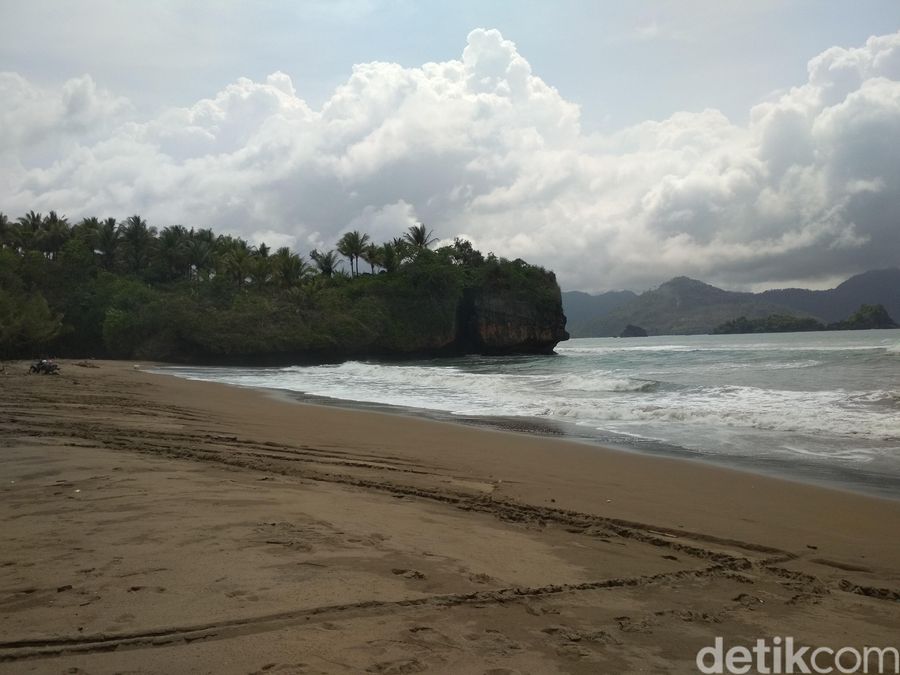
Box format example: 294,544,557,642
29,359,60,375
732,593,765,607
391,568,425,580
57,584,72,593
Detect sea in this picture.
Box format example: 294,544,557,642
157,331,900,498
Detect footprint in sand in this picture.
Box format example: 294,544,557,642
366,658,426,674
468,572,494,584
614,615,655,633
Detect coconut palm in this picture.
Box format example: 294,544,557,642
0,213,10,248
391,237,413,263
220,247,253,287
186,237,214,280
13,211,43,251
310,249,340,277
272,247,309,289
73,217,101,251
38,211,70,259
336,230,370,276
361,243,382,273
380,242,400,273
120,215,156,273
403,223,437,250
249,253,272,286
158,225,190,280
95,218,120,269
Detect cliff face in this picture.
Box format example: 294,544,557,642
460,284,569,355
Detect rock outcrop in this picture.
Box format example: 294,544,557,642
462,286,569,355
619,324,647,338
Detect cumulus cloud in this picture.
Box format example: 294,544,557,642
2,28,899,291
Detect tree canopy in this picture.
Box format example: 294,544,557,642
0,211,563,361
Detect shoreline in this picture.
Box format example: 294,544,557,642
2,359,899,673
278,388,900,501
155,366,900,501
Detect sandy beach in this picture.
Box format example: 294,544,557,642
1,360,898,674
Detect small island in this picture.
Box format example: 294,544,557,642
713,304,898,334
619,324,648,337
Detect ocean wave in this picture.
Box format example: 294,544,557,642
158,333,900,475
160,364,900,443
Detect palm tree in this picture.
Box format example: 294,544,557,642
249,253,272,286
39,211,70,259
403,223,437,251
272,247,309,289
220,247,252,287
95,218,120,270
120,214,156,273
186,236,214,280
214,234,250,259
391,237,412,263
14,211,43,251
73,217,101,250
310,249,340,277
193,228,216,245
336,230,370,276
158,225,190,280
361,243,382,273
380,242,400,273
0,213,10,249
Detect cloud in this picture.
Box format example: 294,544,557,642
2,28,900,291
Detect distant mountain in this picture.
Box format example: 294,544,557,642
561,290,637,337
761,269,900,323
563,268,900,337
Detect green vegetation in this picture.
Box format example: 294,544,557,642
619,324,647,338
713,304,897,334
0,211,566,361
829,304,898,330
713,314,825,334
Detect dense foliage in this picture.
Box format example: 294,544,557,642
713,314,825,334
829,304,898,330
0,211,562,361
713,304,897,334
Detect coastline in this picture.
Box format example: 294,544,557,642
2,360,898,673
160,367,900,501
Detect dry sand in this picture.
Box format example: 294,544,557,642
0,360,897,674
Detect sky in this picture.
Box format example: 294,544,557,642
1,1,899,292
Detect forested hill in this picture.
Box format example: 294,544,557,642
760,269,900,323
560,289,637,337
0,211,568,362
563,269,900,337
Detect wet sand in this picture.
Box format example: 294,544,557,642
0,360,898,673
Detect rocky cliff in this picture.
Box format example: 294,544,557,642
461,286,569,355
104,257,570,364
